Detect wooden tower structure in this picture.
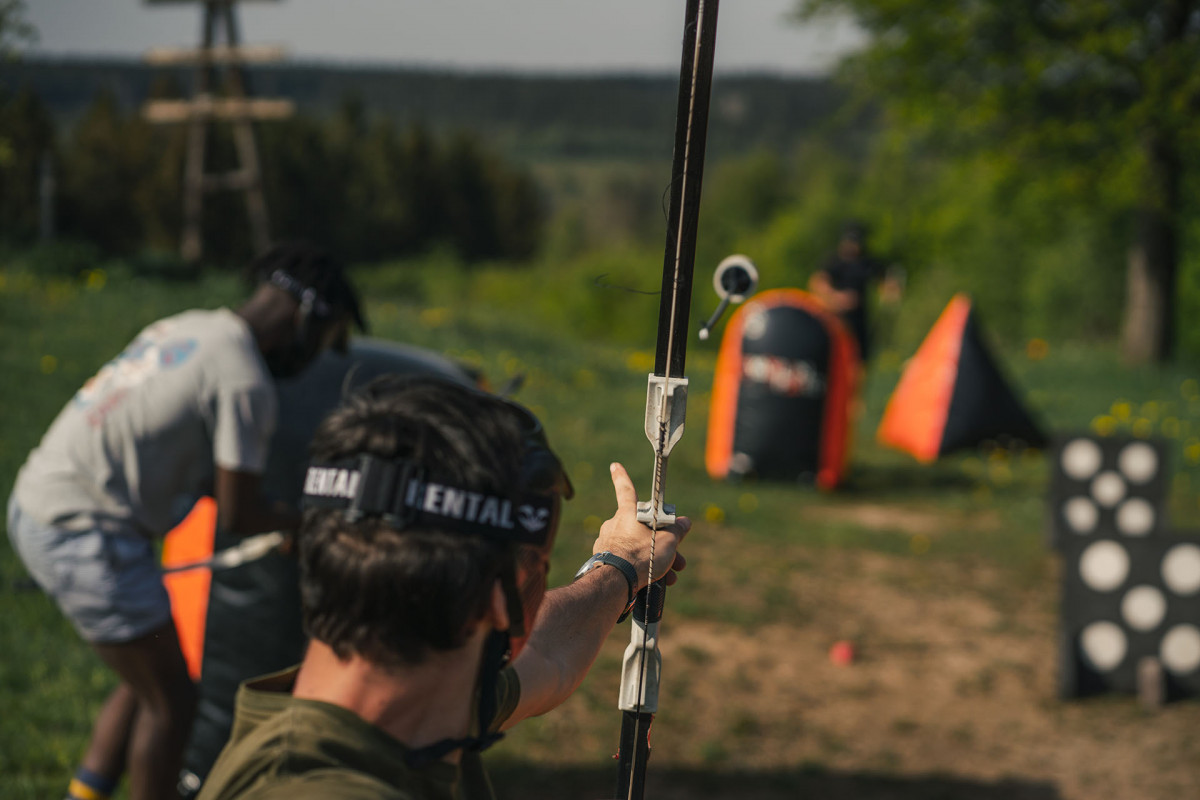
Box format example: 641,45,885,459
142,0,295,262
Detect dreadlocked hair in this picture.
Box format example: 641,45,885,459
249,240,367,332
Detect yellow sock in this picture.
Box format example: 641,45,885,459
66,767,117,800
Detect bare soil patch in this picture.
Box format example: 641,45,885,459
803,502,1003,537
509,542,1200,800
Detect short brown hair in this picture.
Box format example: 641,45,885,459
299,376,556,665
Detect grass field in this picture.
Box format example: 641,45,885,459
1,255,1198,799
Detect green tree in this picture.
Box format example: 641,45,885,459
0,0,34,59
58,91,168,254
0,89,54,241
0,0,36,177
796,0,1200,363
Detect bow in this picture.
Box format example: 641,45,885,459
614,3,720,799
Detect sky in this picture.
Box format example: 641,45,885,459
24,0,865,75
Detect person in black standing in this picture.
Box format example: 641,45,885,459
808,221,901,363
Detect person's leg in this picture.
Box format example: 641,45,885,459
76,683,138,787
93,624,196,800
8,507,195,800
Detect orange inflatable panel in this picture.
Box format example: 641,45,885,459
162,497,217,681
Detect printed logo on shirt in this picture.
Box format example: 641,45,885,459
74,326,199,425
159,340,198,367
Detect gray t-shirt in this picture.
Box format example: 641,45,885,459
13,308,277,537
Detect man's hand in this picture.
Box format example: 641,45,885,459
508,462,690,726
214,467,302,537
594,462,690,591
809,271,858,314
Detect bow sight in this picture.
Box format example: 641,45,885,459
698,254,760,341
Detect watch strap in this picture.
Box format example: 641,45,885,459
574,551,639,623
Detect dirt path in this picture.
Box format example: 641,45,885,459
506,544,1200,800
664,549,1197,799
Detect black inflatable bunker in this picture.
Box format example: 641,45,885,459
705,288,859,490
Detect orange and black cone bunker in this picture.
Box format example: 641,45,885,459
877,293,1046,462
706,289,859,490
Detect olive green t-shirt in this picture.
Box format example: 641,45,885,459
197,665,520,800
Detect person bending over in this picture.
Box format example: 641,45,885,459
7,241,366,800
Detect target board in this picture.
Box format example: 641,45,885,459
1049,435,1170,550
1060,535,1200,699
1050,434,1200,700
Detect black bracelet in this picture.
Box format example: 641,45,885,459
573,551,639,623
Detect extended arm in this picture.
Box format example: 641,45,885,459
506,462,689,727
214,467,302,537
809,269,860,313
880,264,905,305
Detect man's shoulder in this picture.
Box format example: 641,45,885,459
202,691,456,800
176,309,271,391
176,309,256,352
227,771,421,800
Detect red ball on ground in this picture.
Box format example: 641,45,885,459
829,640,855,666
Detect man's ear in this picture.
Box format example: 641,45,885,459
489,579,511,633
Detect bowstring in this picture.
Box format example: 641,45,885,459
628,2,709,795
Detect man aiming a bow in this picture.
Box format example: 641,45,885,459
198,376,690,800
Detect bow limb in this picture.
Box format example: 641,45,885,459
614,3,720,799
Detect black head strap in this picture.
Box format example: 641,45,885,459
302,455,557,547
268,269,333,319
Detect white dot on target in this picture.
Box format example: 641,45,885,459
1079,540,1130,592
1118,441,1158,484
1064,497,1099,533
1115,498,1156,537
1062,438,1103,480
1080,621,1127,672
1120,585,1166,631
1090,471,1127,508
1162,544,1200,597
1160,625,1200,675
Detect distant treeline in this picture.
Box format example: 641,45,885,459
0,57,863,268
0,86,546,265
0,57,855,161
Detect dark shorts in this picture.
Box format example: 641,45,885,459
7,497,172,644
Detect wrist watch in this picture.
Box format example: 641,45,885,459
574,551,639,623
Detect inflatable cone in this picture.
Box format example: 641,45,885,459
878,293,1046,462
